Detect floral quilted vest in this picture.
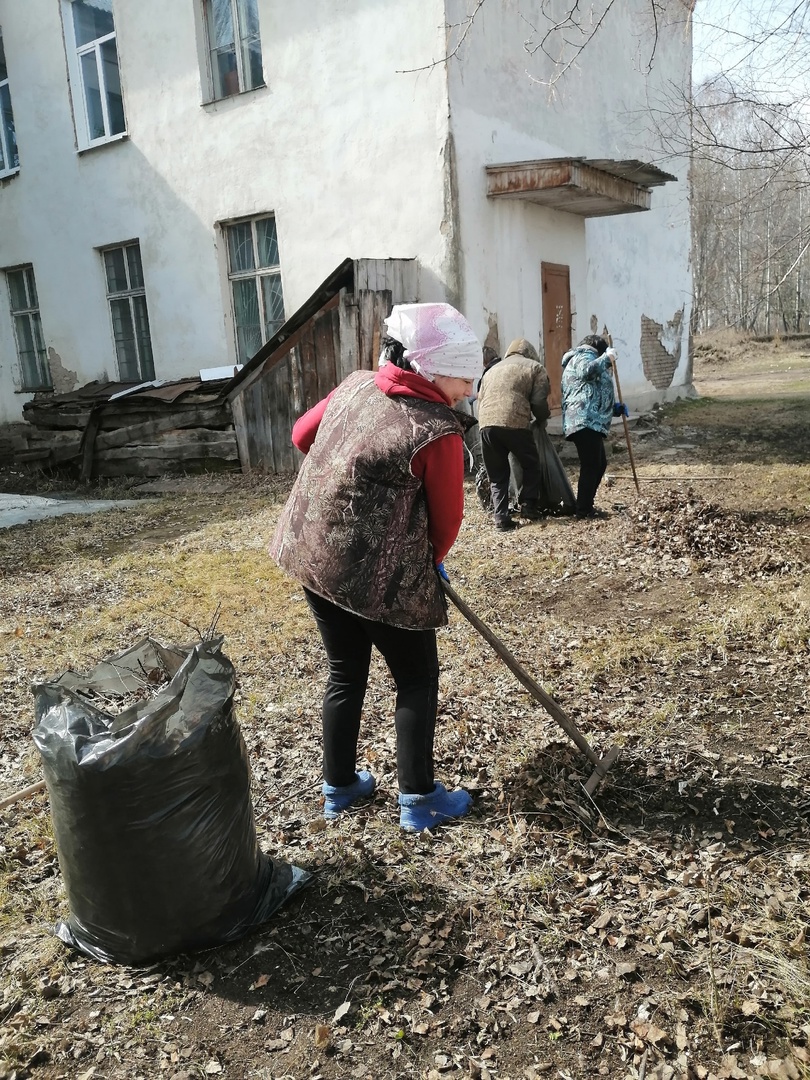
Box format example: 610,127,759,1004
270,370,463,628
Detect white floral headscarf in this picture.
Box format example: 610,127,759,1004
384,303,482,382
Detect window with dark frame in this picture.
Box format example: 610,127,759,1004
204,0,264,100
224,215,284,365
63,0,126,146
6,266,52,391
102,242,155,382
0,29,19,176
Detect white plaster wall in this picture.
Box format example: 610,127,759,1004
443,0,693,408
0,0,451,423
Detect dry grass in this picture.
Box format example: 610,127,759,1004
0,335,809,1080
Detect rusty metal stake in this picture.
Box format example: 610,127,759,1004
442,581,619,795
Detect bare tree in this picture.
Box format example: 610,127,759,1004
401,0,662,88
405,1,810,333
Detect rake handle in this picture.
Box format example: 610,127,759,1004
609,357,640,494
0,778,46,810
442,581,600,767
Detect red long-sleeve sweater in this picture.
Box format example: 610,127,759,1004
291,365,465,565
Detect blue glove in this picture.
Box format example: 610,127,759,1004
613,402,629,418
436,562,450,582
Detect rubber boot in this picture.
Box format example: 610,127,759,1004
322,770,376,819
398,782,472,832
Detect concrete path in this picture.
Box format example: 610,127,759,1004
0,492,139,530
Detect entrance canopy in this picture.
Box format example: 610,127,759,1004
485,158,677,217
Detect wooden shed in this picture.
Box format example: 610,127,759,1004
5,257,421,480
226,257,420,472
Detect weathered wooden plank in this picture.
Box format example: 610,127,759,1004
227,291,341,404
80,406,105,482
264,358,292,472
314,306,339,399
287,345,303,419
18,428,82,450
354,260,369,292
94,407,234,451
330,301,342,389
97,402,231,431
357,290,392,370
95,431,238,462
22,403,230,436
229,393,252,473
22,406,93,431
14,448,52,463
338,289,359,382
241,383,265,472
94,452,239,477
298,325,320,411
391,258,418,303
357,292,374,371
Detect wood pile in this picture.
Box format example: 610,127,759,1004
9,379,240,478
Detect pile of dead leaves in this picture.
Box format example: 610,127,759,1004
628,491,802,575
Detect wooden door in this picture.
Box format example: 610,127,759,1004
541,262,571,411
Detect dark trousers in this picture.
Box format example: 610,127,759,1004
569,427,607,513
480,426,541,521
303,589,438,795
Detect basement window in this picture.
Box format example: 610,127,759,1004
0,29,19,177
102,242,155,382
204,0,265,100
62,0,126,149
5,265,52,391
224,215,285,364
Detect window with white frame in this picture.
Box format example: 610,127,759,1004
225,216,285,365
204,0,264,100
0,29,19,176
102,242,155,382
62,0,126,148
6,266,52,391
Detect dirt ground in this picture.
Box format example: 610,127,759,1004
1,332,809,1080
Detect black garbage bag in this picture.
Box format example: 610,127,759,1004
534,423,576,513
506,423,577,514
32,636,309,965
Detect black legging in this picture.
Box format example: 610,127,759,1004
569,427,607,513
303,589,438,794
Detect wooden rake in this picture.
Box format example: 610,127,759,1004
442,580,619,795
603,332,640,495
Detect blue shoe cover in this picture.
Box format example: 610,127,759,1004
398,782,472,832
322,770,376,819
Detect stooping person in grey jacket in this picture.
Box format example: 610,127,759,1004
476,338,551,530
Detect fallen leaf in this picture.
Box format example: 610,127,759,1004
334,1001,351,1022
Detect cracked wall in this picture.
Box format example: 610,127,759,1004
640,309,683,389
47,348,78,395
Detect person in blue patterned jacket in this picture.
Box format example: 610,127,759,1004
561,335,627,519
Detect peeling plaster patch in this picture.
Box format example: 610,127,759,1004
640,309,683,389
439,133,463,310
47,348,78,394
483,311,500,355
